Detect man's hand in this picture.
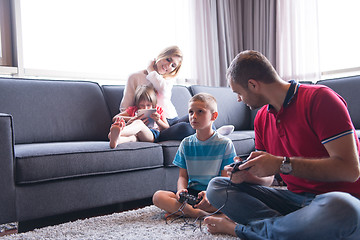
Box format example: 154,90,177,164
240,151,282,178
226,152,276,186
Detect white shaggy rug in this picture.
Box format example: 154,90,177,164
2,206,237,240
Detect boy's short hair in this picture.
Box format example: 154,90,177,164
189,93,218,112
134,85,157,108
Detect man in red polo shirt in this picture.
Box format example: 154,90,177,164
204,50,360,239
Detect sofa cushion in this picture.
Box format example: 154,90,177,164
0,78,112,144
171,85,193,118
227,132,255,158
102,85,125,118
160,140,182,167
15,141,164,184
160,132,255,167
317,76,360,129
190,85,251,130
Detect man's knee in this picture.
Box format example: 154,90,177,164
316,192,360,224
206,177,230,205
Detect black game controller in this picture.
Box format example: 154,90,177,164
178,192,202,207
230,159,249,173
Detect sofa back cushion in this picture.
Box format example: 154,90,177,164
190,85,251,130
317,75,360,129
102,84,193,120
102,85,125,118
171,85,193,118
0,78,112,144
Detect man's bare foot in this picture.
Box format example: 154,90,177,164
204,216,237,236
109,118,125,148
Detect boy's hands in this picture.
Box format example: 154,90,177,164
194,191,209,209
175,189,188,201
195,191,218,213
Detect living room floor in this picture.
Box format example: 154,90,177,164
0,197,153,236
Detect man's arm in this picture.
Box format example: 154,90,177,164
239,133,360,182
292,133,360,182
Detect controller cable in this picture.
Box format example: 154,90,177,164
165,159,248,232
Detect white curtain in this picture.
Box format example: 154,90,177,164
189,0,221,86
190,0,276,86
276,0,321,82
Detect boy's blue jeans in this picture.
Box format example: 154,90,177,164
206,177,360,240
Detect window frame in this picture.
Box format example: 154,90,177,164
0,0,13,67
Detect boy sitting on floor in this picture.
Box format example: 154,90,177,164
152,93,236,218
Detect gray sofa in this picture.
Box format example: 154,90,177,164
0,75,359,225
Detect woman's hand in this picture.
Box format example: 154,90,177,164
146,59,156,74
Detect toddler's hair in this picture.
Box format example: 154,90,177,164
134,85,157,108
189,93,218,113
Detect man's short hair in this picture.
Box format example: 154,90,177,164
189,93,218,113
226,50,279,88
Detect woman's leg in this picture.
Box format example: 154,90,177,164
158,121,195,141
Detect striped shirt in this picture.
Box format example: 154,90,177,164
173,131,236,191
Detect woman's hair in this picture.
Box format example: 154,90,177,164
226,50,279,88
134,85,157,108
189,93,218,113
155,45,183,78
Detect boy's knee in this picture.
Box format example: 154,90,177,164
152,190,163,206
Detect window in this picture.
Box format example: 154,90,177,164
318,0,360,79
1,0,360,83
18,0,192,84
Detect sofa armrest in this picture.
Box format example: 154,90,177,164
0,113,17,224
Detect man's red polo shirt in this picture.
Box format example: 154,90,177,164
255,81,360,198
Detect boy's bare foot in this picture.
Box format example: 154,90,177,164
204,216,237,236
109,118,125,148
164,211,182,220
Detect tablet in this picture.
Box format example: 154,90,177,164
137,109,156,128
